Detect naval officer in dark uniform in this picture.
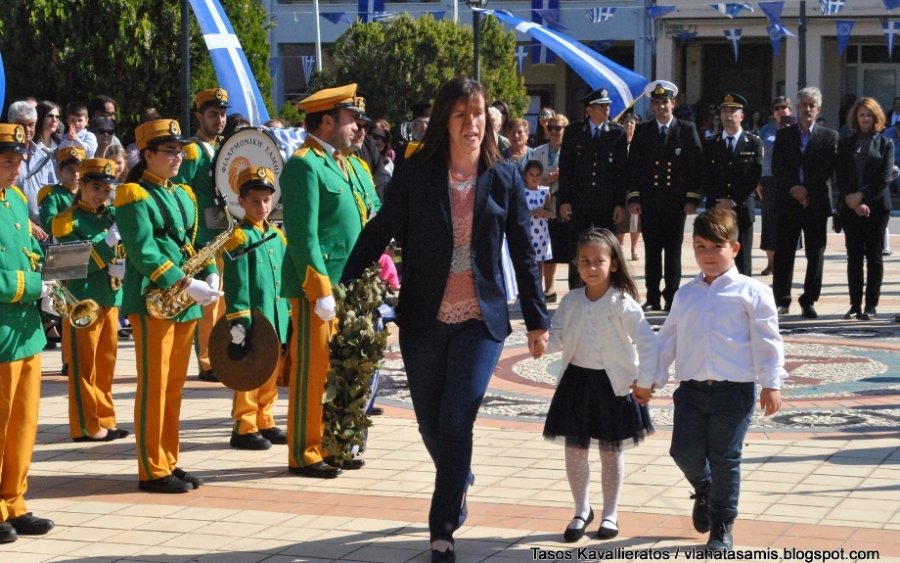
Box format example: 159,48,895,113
626,80,702,311
557,87,627,288
701,93,763,276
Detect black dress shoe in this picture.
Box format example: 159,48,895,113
845,306,862,320
431,548,456,563
172,467,204,489
138,475,192,494
7,513,55,535
862,308,876,320
0,522,16,543
563,508,594,542
366,406,385,416
324,455,365,470
642,301,661,312
288,461,343,478
544,292,558,303
259,427,287,445
197,369,219,382
801,304,818,319
110,428,130,439
707,520,734,551
594,517,619,540
73,429,119,442
690,487,711,533
230,431,272,450
777,305,790,315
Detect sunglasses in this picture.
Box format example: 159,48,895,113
547,125,564,132
369,132,387,142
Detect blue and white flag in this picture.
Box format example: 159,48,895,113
429,11,447,20
480,9,647,118
531,0,558,64
836,20,854,55
885,0,900,10
759,2,796,39
514,45,529,74
586,7,616,23
301,55,316,86
189,0,270,126
724,28,742,61
358,0,385,23
710,3,753,18
0,51,5,111
820,0,845,15
884,20,900,57
646,5,676,19
321,12,353,24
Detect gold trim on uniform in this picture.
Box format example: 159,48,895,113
11,271,25,303
226,310,252,321
114,183,150,207
90,248,106,269
150,261,175,283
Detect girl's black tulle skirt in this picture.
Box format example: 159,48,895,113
543,364,653,451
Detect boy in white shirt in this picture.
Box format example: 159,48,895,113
643,208,784,552
57,102,98,157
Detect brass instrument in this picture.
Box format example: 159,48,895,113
144,200,236,320
46,281,101,329
110,242,125,290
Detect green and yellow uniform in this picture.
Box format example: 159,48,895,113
223,218,290,436
53,198,123,440
38,183,78,233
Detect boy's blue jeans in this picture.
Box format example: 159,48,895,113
670,380,756,524
399,320,503,543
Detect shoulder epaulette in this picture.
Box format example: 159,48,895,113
292,146,310,158
37,185,55,206
51,209,75,238
183,143,200,161
270,224,288,246
8,185,29,206
350,155,372,176
294,138,325,159
176,183,197,203
224,227,248,253
113,183,150,207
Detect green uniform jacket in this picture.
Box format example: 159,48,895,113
114,170,216,321
0,186,47,361
348,155,382,215
223,221,290,344
280,137,370,301
52,201,123,308
38,183,77,232
173,137,220,247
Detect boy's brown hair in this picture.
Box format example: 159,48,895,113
693,208,738,243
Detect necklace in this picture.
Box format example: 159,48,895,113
449,168,476,182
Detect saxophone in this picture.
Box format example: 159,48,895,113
145,197,236,320
109,242,125,290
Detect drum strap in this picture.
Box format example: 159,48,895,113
146,185,194,251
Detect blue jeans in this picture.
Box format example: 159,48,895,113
399,320,504,543
669,380,755,524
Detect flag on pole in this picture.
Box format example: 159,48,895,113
724,28,742,61
586,7,616,23
531,0,558,64
514,46,529,74
480,9,647,118
358,0,385,23
189,0,270,126
819,0,845,15
884,20,900,57
647,5,676,19
710,3,753,18
301,55,316,86
321,12,353,24
836,20,854,56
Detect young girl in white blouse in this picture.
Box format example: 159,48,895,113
543,228,659,542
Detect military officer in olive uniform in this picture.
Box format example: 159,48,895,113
557,87,627,288
701,93,763,275
280,84,372,478
627,81,702,311
173,88,229,383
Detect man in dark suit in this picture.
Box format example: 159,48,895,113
627,81,702,311
772,86,839,319
701,93,763,275
558,87,626,288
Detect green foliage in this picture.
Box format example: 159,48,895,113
324,13,528,125
278,101,303,128
322,265,389,462
0,0,272,139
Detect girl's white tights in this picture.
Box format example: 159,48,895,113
565,445,624,528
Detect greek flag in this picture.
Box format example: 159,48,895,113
189,0,270,126
724,28,742,61
321,12,353,24
884,20,900,57
646,5,676,19
358,0,385,23
710,3,753,18
760,2,796,38
531,0,558,64
820,0,845,15
514,46,529,74
301,55,316,86
836,20,854,55
480,9,647,118
586,7,616,23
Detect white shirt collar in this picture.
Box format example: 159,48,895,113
657,116,675,132
307,133,337,157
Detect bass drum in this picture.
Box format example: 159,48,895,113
212,127,284,221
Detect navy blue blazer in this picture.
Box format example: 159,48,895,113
341,152,550,341
837,132,894,215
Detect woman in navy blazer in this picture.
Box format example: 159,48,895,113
343,78,550,562
837,97,895,320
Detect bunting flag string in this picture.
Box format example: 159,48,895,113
710,3,753,18
885,0,900,10
724,28,742,61
836,20,854,56
321,12,353,24
531,0,559,64
820,0,845,15
884,20,900,57
358,0,385,23
301,55,316,86
586,7,616,23
514,45,529,74
647,5,676,19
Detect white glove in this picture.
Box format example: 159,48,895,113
108,261,126,280
185,278,223,306
314,295,336,322
230,323,247,345
205,273,220,290
41,295,57,315
40,281,53,298
105,225,120,247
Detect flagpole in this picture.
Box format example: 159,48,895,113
313,0,323,72
181,0,191,133
613,92,645,123
797,0,807,89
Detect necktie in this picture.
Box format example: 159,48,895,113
726,136,734,153
594,125,601,139
660,125,668,139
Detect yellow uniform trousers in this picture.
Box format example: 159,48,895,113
130,314,196,481
232,353,283,435
287,297,332,468
0,355,41,522
194,252,225,372
67,307,120,438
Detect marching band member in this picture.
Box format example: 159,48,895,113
38,146,86,232
51,158,128,442
0,123,54,542
115,119,222,494
223,167,289,450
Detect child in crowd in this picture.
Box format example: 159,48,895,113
51,159,127,442
646,209,784,552
523,160,554,293
223,166,289,451
58,102,98,157
38,146,85,232
543,228,658,542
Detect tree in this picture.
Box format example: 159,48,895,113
321,13,528,126
0,0,272,138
